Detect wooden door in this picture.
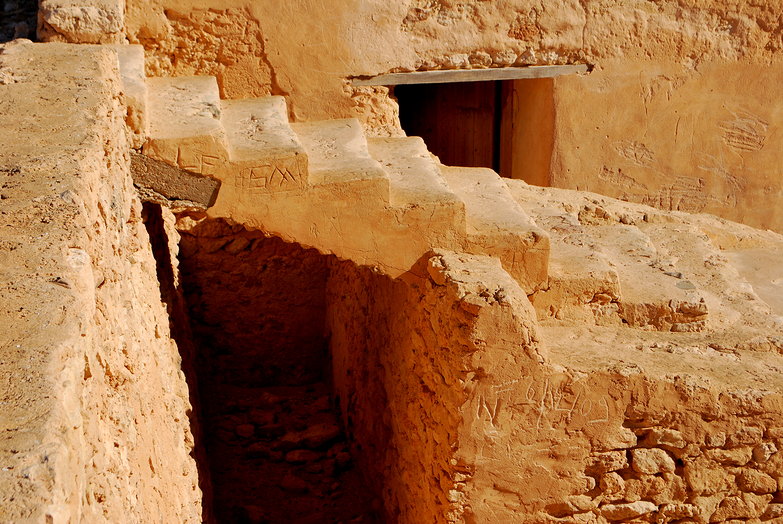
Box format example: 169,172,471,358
396,81,500,170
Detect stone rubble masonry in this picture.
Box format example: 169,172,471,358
38,0,125,44
0,42,201,522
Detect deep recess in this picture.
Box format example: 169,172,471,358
172,216,381,523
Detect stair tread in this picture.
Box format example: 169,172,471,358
221,97,305,162
291,119,387,185
367,137,459,206
441,166,541,236
146,76,224,140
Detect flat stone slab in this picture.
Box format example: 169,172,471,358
131,152,221,208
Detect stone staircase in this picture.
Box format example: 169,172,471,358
119,46,550,293
116,44,783,335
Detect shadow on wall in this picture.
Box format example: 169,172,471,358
173,216,382,523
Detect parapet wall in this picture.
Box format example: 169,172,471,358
0,42,201,522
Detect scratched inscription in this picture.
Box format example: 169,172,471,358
719,110,768,153
474,377,610,435
236,157,304,192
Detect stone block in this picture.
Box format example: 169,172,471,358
631,448,676,474
131,152,221,208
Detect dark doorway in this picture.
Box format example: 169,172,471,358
396,81,502,171
395,78,555,186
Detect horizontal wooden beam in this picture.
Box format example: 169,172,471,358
352,64,590,86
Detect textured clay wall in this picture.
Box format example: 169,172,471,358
0,42,201,522
326,247,783,523
550,60,783,232
326,250,545,523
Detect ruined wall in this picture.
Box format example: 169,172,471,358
326,250,544,523
175,217,333,387
0,42,201,522
326,246,783,523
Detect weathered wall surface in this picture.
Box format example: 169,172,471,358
551,60,783,232
121,0,783,118
0,42,201,522
175,216,334,387
327,243,783,523
326,250,545,523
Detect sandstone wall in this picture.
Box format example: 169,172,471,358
175,217,334,387
326,250,544,523
326,245,783,523
0,42,201,522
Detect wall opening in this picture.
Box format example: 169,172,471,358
394,78,555,185
172,216,382,523
0,0,36,42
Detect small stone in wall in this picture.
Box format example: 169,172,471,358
491,50,517,67
753,441,778,462
436,54,469,69
631,448,676,474
468,51,492,68
705,447,753,466
660,503,699,520
705,431,727,448
595,426,637,451
280,473,309,493
710,493,773,521
736,469,777,494
285,449,322,464
235,423,255,438
586,451,628,474
726,427,764,448
600,501,658,521
763,503,783,519
642,428,686,450
599,472,625,502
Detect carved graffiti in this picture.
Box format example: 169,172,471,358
719,110,768,153
474,377,611,435
235,156,304,193
613,141,656,168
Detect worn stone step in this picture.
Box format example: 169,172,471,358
366,136,460,208
110,44,147,148
441,167,549,293
533,243,622,324
143,76,229,177
588,225,708,332
220,97,308,192
290,119,389,200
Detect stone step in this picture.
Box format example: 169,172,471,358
507,179,708,331
532,242,622,324
143,76,229,177
220,97,307,192
290,119,389,200
586,224,708,332
441,167,549,293
366,136,460,208
110,44,147,148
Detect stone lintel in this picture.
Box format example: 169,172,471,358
351,64,590,86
